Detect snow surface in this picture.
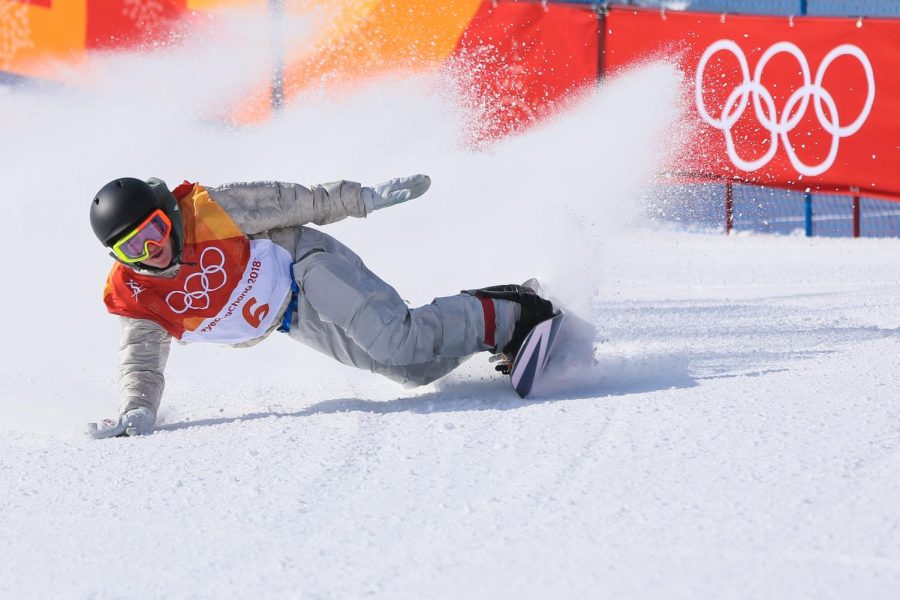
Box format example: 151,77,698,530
1,14,900,599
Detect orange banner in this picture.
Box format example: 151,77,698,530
604,7,900,198
232,0,484,123
1,0,600,143
1,0,87,78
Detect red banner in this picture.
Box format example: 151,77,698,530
451,1,599,144
86,0,187,50
604,7,900,199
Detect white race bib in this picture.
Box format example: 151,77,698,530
180,239,293,344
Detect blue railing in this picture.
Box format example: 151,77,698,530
577,1,900,17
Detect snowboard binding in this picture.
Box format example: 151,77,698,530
489,352,514,376
466,279,554,356
467,279,564,397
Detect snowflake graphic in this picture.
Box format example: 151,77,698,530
122,0,167,32
0,0,33,70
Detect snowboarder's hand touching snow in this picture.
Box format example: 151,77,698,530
365,174,431,211
86,407,156,439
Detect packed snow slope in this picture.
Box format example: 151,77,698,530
2,15,900,599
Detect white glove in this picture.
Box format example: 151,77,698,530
364,174,431,211
86,407,156,439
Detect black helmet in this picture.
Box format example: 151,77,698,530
90,177,184,266
90,178,162,246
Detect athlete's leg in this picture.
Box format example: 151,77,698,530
286,228,517,386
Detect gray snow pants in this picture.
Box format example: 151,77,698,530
286,228,516,387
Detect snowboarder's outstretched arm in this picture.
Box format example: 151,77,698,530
207,174,431,234
87,317,171,439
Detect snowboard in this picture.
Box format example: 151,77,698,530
507,311,566,398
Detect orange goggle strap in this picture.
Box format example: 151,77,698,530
110,209,172,263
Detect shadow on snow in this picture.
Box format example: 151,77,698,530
155,296,899,434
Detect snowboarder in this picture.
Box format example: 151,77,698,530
87,175,553,438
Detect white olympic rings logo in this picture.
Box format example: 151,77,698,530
166,247,228,314
695,40,875,177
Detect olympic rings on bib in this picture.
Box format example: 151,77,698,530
166,247,228,314
695,40,875,177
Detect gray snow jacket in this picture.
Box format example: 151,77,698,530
114,179,371,417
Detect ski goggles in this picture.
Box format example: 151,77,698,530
110,209,172,263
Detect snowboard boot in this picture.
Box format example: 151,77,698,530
465,279,554,375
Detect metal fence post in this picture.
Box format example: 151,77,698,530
852,189,861,238
725,181,734,234
270,0,285,112
595,3,609,81
804,192,813,237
